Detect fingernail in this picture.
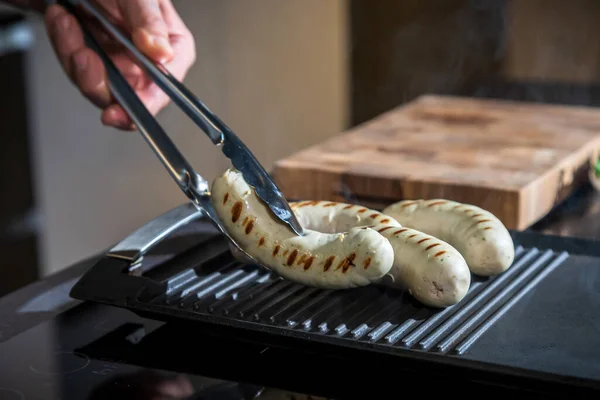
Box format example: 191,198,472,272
153,35,172,52
74,53,87,71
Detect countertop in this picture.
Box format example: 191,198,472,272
1,183,599,342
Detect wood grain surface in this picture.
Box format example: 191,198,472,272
272,95,600,230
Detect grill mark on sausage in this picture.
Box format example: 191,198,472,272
453,204,463,210
345,253,357,272
472,213,483,218
337,253,356,273
426,243,441,251
298,201,321,208
298,254,307,264
323,256,335,271
283,250,289,256
258,237,265,246
300,256,315,270
393,228,408,235
401,201,416,208
223,193,229,204
363,257,372,269
427,201,447,207
476,219,491,224
380,218,390,224
242,216,249,226
245,220,255,234
287,249,299,266
273,245,280,256
483,227,492,230
408,234,418,239
323,202,338,207
377,226,393,233
358,208,367,213
231,202,243,223
343,204,354,210
369,213,379,219
464,209,474,214
434,250,447,258
417,238,430,244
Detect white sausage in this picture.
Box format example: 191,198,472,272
210,169,395,289
290,201,471,308
383,199,515,276
291,200,402,232
376,226,471,308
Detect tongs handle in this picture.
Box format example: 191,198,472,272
58,0,205,201
76,0,224,145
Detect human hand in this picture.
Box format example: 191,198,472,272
44,0,196,130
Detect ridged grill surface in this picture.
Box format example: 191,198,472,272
146,246,568,356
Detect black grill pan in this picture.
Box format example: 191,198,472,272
70,203,600,397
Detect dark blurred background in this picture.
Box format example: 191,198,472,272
1,0,599,296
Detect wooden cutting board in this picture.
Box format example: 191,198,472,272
272,95,600,230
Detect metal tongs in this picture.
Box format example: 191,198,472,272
57,0,304,263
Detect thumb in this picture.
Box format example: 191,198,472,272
117,0,174,63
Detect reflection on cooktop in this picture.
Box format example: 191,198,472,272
29,351,91,376
0,302,331,400
86,371,197,400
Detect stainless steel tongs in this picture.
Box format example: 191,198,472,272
57,0,304,262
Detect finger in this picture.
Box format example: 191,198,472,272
117,0,174,63
165,34,196,82
101,104,135,131
101,80,170,131
45,5,112,108
159,0,191,35
71,48,112,108
44,4,85,78
102,34,195,130
158,0,195,68
109,53,145,83
99,63,161,131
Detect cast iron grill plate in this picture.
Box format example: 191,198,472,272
142,243,566,356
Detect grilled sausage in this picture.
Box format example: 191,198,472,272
383,199,515,276
290,201,471,308
211,169,394,289
291,199,402,232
